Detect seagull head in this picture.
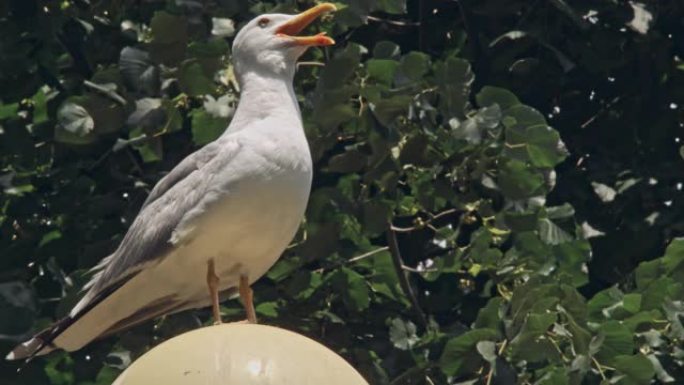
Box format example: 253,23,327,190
232,3,336,79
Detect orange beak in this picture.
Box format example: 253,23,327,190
275,3,336,46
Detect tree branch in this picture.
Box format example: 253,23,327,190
83,80,127,106
390,208,460,232
366,15,420,27
386,222,429,329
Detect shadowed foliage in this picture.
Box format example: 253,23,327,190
1,1,683,384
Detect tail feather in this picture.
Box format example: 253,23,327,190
6,272,137,362
5,318,70,361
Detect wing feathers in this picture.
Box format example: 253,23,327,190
8,136,243,361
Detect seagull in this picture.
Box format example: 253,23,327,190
7,3,336,361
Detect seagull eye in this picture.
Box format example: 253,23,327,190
258,18,270,28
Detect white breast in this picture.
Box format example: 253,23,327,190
163,126,313,297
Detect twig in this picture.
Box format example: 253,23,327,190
497,339,508,354
348,246,389,263
88,148,113,171
366,15,420,27
83,80,127,106
418,0,424,51
592,357,606,380
386,222,429,328
125,147,144,175
581,96,622,129
391,208,459,232
296,61,326,69
401,264,437,273
314,246,389,273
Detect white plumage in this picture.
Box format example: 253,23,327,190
7,3,336,360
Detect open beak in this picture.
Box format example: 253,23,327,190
275,3,336,46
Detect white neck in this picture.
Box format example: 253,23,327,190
224,67,302,135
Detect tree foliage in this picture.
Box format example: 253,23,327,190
1,0,683,384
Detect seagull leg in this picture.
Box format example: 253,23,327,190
239,275,258,324
206,259,222,325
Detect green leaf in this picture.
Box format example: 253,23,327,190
640,279,670,311
510,312,559,363
435,57,474,119
57,102,94,136
623,310,662,332
476,341,497,364
375,0,407,14
596,321,634,364
44,353,75,385
368,250,408,304
474,297,504,330
400,51,430,81
149,11,187,65
504,105,547,129
190,109,227,146
635,259,661,290
55,102,96,144
662,237,684,273
521,312,557,335
266,258,300,282
536,367,569,385
39,230,62,248
255,302,279,317
333,267,370,312
126,98,164,130
588,286,623,321
179,60,215,96
562,309,592,355
612,354,655,385
476,86,521,110
94,366,120,385
285,270,323,300
129,128,163,162
373,41,400,59
314,103,356,130
161,99,183,133
32,88,49,124
439,328,499,376
498,159,545,199
367,59,399,86
622,293,642,314
371,95,412,127
523,125,568,168
538,218,573,245
0,102,18,120
663,300,684,339
451,104,501,145
389,317,419,350
318,44,362,90
503,106,566,168
546,204,575,219
150,12,187,44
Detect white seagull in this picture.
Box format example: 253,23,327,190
8,3,336,360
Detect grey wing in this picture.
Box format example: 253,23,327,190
73,139,240,313
140,141,221,209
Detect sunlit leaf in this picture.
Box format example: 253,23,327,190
388,318,419,350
